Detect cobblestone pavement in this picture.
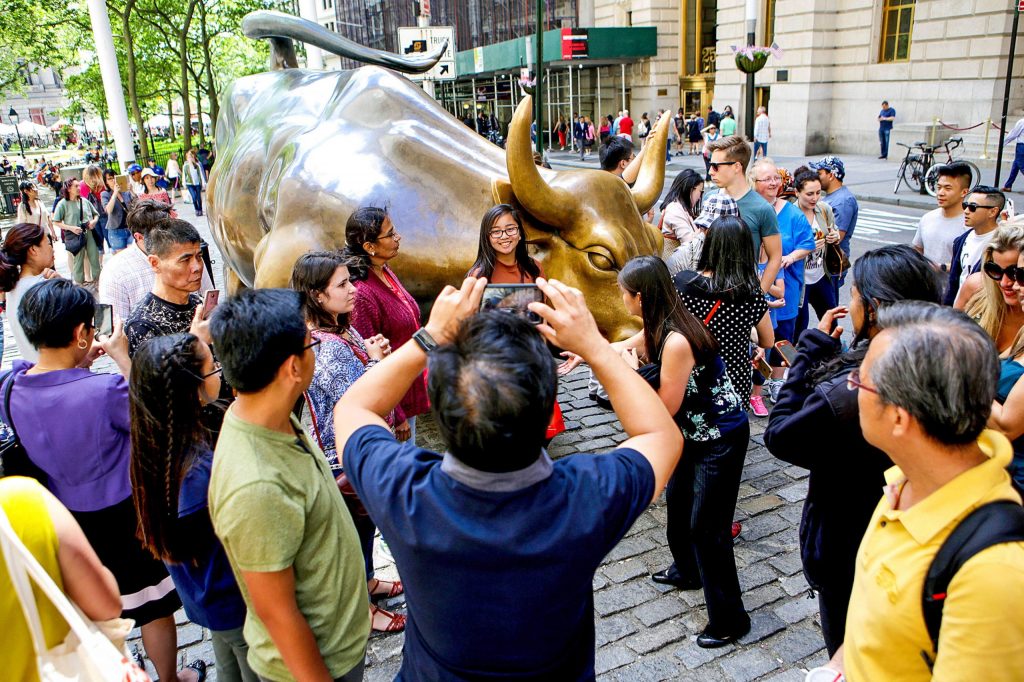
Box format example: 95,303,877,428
3,190,829,681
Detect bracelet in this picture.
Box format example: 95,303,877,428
412,328,438,354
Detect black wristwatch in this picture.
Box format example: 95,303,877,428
412,327,438,353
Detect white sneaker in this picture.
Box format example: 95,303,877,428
768,378,784,403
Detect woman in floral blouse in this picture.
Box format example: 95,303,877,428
291,251,406,634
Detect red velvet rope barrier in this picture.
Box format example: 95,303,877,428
937,120,987,131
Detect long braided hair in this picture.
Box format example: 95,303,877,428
129,333,217,564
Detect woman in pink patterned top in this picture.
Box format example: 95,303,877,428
138,168,172,206
345,207,424,443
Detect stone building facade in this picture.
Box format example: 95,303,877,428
595,0,1024,156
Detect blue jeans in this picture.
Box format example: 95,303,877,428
665,421,751,635
754,141,768,157
187,184,203,214
879,128,891,158
1005,143,1024,189
107,227,131,251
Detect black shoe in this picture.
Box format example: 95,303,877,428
696,622,751,649
651,567,702,590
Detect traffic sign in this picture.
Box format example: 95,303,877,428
398,26,456,81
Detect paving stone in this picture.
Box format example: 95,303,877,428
719,647,781,682
738,494,786,515
778,505,804,524
742,582,787,611
581,412,622,427
739,513,789,541
603,559,649,583
738,610,787,645
604,534,657,562
585,437,620,450
595,615,639,647
768,552,805,576
367,632,405,664
626,512,658,536
775,594,821,624
633,595,686,627
737,482,760,499
741,460,777,480
765,622,826,664
779,573,811,597
674,637,736,670
737,561,778,592
593,581,661,616
783,465,809,480
593,572,609,590
581,423,620,439
745,445,772,463
800,649,830,669
623,621,688,655
594,644,636,675
607,655,683,681
776,481,809,503
364,658,402,682
761,670,808,682
750,472,792,492
177,623,204,647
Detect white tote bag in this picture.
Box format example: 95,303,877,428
0,507,151,682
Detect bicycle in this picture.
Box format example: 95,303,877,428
894,137,981,196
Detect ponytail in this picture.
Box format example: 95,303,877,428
0,223,46,292
343,206,388,282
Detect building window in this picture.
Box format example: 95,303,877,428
681,0,717,77
879,0,914,62
763,0,776,45
29,107,45,125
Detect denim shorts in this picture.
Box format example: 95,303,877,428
107,228,132,250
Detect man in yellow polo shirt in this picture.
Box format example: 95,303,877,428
827,302,1024,680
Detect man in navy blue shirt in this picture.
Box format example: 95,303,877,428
812,155,860,297
336,277,684,681
877,101,896,159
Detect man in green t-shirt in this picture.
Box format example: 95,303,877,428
208,289,369,682
706,135,781,293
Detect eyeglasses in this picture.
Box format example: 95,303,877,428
708,161,739,171
755,176,781,185
303,338,321,352
489,227,520,239
199,361,222,379
846,368,879,395
963,202,999,212
374,229,398,241
983,261,1023,283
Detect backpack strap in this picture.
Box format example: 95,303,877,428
921,500,1024,668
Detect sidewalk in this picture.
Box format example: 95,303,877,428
543,146,1024,211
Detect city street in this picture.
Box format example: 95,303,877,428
0,188,931,680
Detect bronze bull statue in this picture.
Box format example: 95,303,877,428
208,11,669,339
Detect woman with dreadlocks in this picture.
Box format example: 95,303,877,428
129,333,255,682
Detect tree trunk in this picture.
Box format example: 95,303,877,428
194,68,205,148
199,0,219,140
121,0,148,159
178,0,199,152
166,98,175,143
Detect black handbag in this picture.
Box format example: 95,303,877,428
823,242,851,278
0,371,46,481
62,199,89,256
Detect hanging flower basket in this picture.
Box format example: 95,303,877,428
731,43,783,74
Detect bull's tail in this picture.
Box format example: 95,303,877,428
242,11,446,73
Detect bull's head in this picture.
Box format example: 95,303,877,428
500,97,668,340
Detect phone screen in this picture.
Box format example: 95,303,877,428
202,289,220,320
94,304,113,337
775,340,798,367
479,284,544,324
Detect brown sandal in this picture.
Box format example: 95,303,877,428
368,577,404,600
370,604,406,633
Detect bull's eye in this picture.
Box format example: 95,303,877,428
587,250,616,272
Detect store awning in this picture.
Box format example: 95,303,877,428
454,26,657,79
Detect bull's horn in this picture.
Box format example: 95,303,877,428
630,111,670,214
242,11,446,74
507,97,574,227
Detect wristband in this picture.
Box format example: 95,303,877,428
412,327,438,354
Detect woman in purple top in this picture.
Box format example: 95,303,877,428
5,279,206,682
343,207,424,443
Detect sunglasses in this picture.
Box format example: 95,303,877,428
962,202,999,212
984,260,1024,284
708,161,739,171
846,368,879,395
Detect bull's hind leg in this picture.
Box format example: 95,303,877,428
224,264,248,296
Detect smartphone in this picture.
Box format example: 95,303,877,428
753,354,773,380
479,283,543,324
94,303,113,337
202,289,220,320
115,174,129,192
775,340,799,367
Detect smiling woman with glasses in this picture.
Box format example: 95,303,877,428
468,203,542,284
962,221,1024,353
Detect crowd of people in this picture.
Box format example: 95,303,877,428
0,129,1022,682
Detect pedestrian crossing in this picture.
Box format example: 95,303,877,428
849,207,923,245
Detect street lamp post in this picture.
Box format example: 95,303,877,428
744,0,757,139
7,107,25,158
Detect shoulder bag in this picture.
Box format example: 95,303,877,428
0,371,47,481
0,506,149,681
62,200,88,256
